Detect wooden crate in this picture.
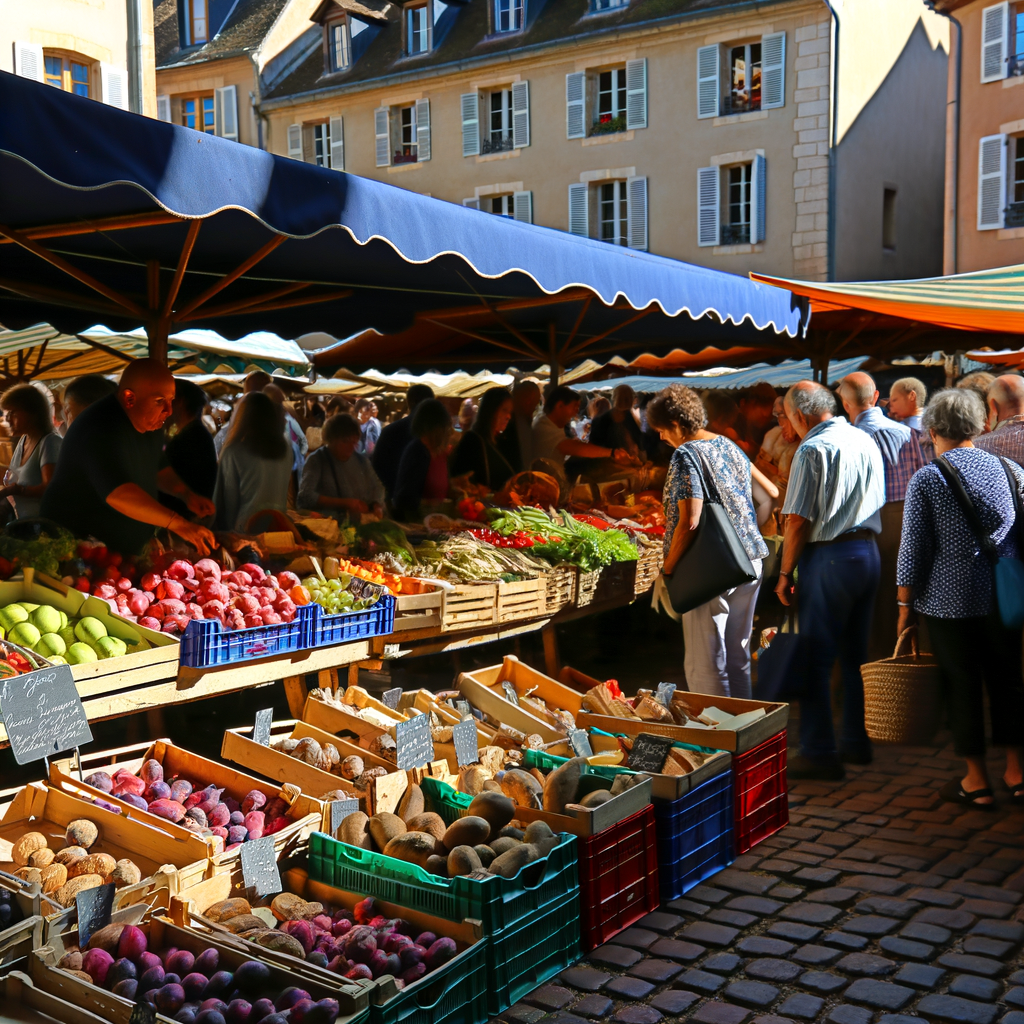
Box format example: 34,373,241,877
578,692,789,754
496,577,547,623
394,585,444,632
221,719,407,818
544,564,576,615
441,582,497,631
634,544,663,596
594,559,637,604
0,782,200,902
49,740,320,876
575,568,602,608
0,872,45,971
31,912,370,1023
0,971,116,1024
512,775,652,838
301,691,403,749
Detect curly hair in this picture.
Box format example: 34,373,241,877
645,384,707,436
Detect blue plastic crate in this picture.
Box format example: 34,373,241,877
310,594,396,647
179,604,314,668
654,769,734,902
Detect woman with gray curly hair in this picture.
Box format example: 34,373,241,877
897,388,1024,808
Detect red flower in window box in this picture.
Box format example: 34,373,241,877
599,113,612,124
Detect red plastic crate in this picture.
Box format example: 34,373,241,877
732,730,789,854
577,804,660,951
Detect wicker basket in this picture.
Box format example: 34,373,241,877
860,627,942,744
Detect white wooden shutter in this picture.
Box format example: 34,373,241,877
626,176,648,250
761,32,786,109
978,133,1007,229
625,59,647,130
330,115,345,170
568,182,589,236
566,72,586,139
463,198,480,210
375,107,391,167
512,80,530,148
982,2,1009,83
287,123,303,161
698,166,720,246
461,92,480,156
214,85,238,141
513,190,533,224
100,64,127,109
750,154,767,243
416,98,431,162
14,43,44,82
156,95,171,122
697,44,720,119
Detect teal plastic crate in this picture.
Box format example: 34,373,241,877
372,929,489,1024
307,830,579,936
419,776,472,826
487,889,581,1015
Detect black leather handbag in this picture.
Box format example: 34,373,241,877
667,444,758,614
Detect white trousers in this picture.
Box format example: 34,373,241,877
682,559,763,699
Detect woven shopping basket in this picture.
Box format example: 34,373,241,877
860,626,941,744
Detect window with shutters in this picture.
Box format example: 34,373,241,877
487,89,514,152
406,4,431,54
727,43,761,114
1010,4,1024,75
43,53,91,97
568,59,646,139
572,177,646,249
699,157,765,247
699,34,783,117
593,68,627,134
495,0,524,32
600,181,628,245
181,94,215,134
307,122,331,167
1006,137,1024,226
724,164,752,244
396,105,418,163
329,19,352,71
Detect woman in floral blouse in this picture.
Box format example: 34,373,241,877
647,385,777,698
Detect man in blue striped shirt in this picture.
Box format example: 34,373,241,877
776,381,885,781
839,372,925,665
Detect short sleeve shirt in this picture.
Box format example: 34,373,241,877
7,432,62,519
532,415,569,468
40,394,164,553
662,436,769,563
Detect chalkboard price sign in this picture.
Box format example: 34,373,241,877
382,687,402,710
628,733,675,774
240,836,282,897
76,882,115,946
655,683,676,708
0,664,92,766
330,799,360,836
452,719,478,767
569,729,594,758
395,713,434,770
253,708,273,747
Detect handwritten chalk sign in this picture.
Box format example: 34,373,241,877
330,799,360,836
452,719,478,768
0,664,92,766
381,687,402,710
76,882,114,946
253,708,273,747
628,733,675,774
501,681,520,706
655,683,676,708
569,729,594,758
129,1001,156,1024
240,836,282,898
395,713,433,770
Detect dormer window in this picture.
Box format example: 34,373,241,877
496,0,524,32
330,19,351,70
186,0,208,45
406,4,431,54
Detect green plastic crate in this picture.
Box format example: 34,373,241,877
419,776,472,826
487,889,581,1015
307,830,579,936
372,929,489,1024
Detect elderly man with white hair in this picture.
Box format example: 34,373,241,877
975,374,1024,467
838,371,925,663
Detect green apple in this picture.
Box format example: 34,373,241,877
94,636,127,660
58,610,69,629
8,622,40,649
0,604,29,633
47,655,67,665
35,633,66,658
30,605,62,635
74,616,107,647
58,624,77,648
66,642,98,664
17,602,39,613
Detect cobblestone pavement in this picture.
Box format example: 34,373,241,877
493,736,1024,1024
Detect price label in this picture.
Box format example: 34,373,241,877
381,687,402,710
129,1002,156,1024
75,882,115,946
655,683,676,708
330,799,360,836
0,664,93,766
569,729,594,758
395,714,433,770
240,836,282,898
501,681,520,706
628,733,675,774
253,708,273,747
456,699,473,721
452,719,478,768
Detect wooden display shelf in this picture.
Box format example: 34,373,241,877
0,971,115,1024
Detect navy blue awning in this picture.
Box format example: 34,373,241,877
0,71,804,369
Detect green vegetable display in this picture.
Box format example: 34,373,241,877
0,525,77,579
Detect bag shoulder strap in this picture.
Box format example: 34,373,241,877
998,456,1024,549
934,455,998,564
686,441,723,505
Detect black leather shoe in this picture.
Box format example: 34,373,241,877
840,748,873,766
788,754,845,781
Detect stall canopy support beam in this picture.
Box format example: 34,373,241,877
548,322,560,388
